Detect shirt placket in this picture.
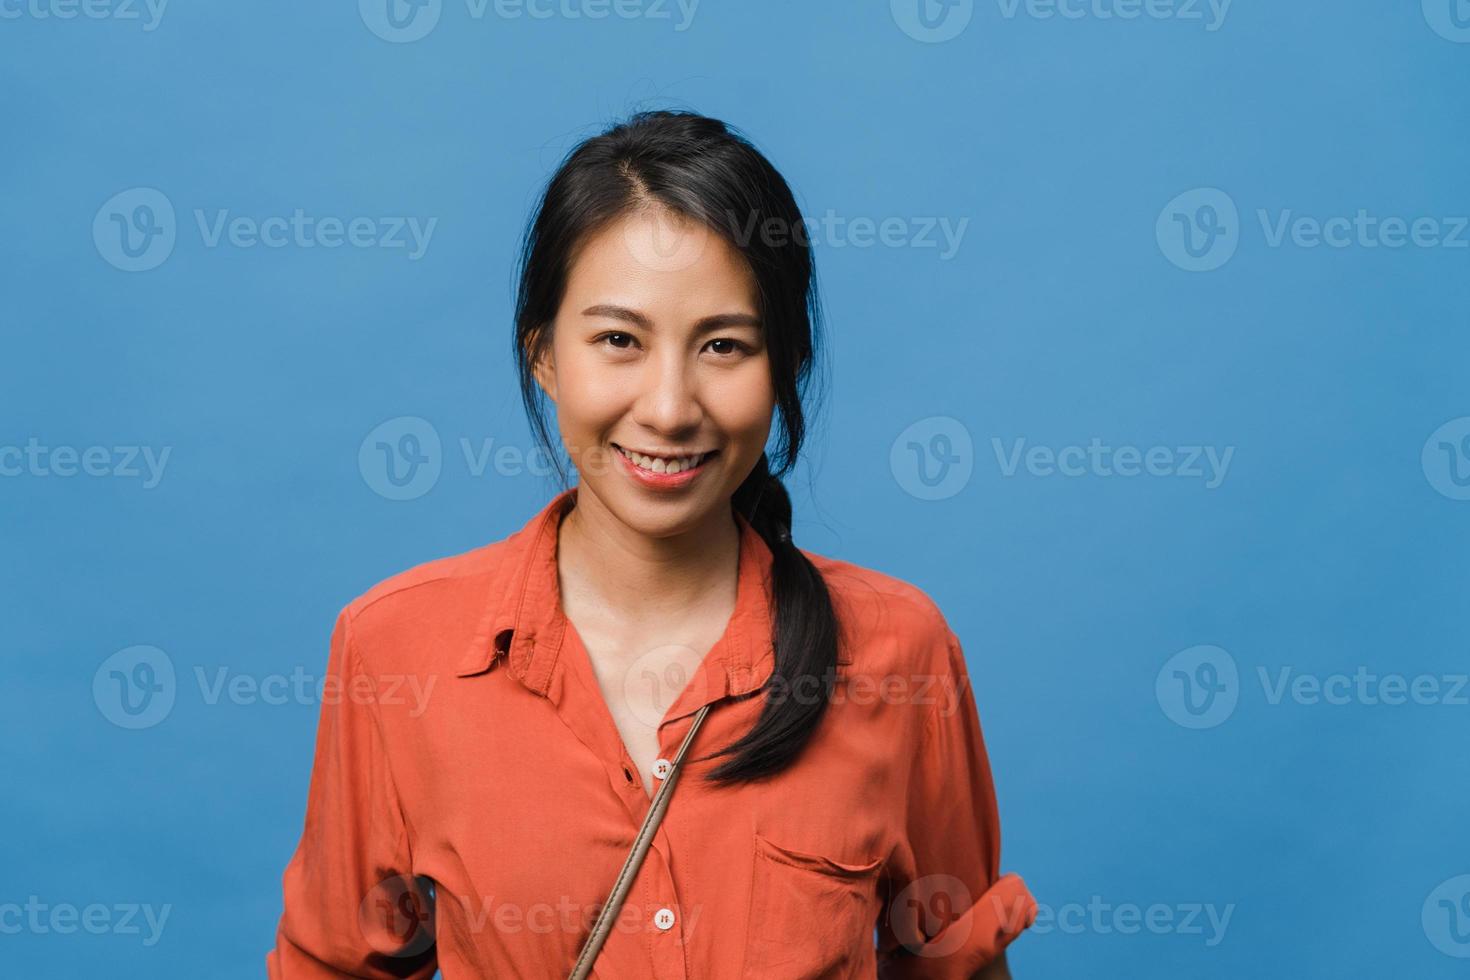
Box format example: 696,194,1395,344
550,625,734,980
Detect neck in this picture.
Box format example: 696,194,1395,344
555,486,742,626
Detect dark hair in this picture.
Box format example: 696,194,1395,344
511,108,838,785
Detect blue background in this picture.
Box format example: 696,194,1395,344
4,0,1468,976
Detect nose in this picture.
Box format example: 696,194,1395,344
630,347,703,437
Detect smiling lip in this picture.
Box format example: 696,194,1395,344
611,443,718,491
613,444,717,458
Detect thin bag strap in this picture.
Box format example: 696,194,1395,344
567,702,712,980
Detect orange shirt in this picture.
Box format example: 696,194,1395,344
266,486,1036,978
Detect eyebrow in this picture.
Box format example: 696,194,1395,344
580,304,762,333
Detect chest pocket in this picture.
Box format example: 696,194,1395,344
741,831,884,979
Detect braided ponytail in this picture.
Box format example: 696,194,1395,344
697,454,842,783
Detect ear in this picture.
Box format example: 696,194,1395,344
528,331,558,402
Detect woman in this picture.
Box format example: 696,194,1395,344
267,109,1036,979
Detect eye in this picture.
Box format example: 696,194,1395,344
595,332,638,351
706,338,751,357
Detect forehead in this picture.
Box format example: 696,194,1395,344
562,209,759,319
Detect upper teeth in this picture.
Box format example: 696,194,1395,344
618,446,706,474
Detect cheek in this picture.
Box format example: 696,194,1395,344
705,367,776,439
553,357,628,429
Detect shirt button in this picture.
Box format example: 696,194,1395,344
652,758,673,780
653,907,676,931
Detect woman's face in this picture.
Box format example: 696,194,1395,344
533,207,775,536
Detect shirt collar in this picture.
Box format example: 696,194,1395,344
454,486,850,705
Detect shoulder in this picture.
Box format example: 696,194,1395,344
346,542,500,620
800,548,961,678
332,528,525,669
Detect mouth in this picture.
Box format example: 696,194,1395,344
611,443,719,476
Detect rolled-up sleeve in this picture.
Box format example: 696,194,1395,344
877,622,1037,979
266,607,437,979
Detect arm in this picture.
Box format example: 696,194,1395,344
876,619,1036,980
266,608,438,979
